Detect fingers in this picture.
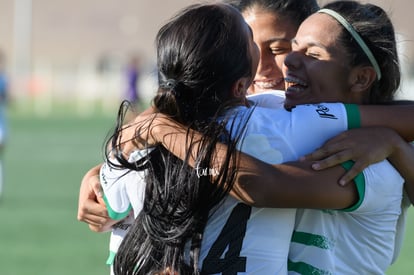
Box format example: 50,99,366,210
86,217,114,233
77,197,115,233
301,139,351,162
338,161,367,186
77,198,109,222
302,145,349,165
86,213,114,233
77,164,113,231
302,128,399,188
309,149,356,170
91,176,103,198
88,223,112,233
307,149,368,187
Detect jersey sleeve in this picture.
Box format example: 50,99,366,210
100,161,133,220
341,160,404,213
339,161,365,211
231,103,359,164
288,103,369,208
286,103,352,154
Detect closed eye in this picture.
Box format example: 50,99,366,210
271,47,291,55
306,51,321,58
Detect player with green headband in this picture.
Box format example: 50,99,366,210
283,1,407,274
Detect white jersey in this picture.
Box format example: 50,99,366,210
99,158,147,269
100,149,150,219
288,161,404,275
106,214,134,275
250,91,406,275
199,98,353,274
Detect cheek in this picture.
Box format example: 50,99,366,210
321,65,350,88
307,61,337,83
308,66,350,100
275,54,288,72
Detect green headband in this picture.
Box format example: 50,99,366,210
318,8,382,80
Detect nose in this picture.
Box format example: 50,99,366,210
284,51,301,70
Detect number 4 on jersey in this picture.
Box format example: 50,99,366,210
201,203,252,275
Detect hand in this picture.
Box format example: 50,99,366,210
301,127,400,186
77,164,117,232
116,108,178,157
117,112,160,155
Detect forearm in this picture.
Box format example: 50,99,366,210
387,140,414,204
359,105,414,141
228,154,357,208
152,117,205,167
152,119,357,209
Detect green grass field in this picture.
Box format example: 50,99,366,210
0,106,413,274
0,107,113,275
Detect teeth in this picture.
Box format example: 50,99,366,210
255,82,276,89
284,76,307,86
254,79,283,89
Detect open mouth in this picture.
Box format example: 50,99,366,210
253,78,284,90
284,76,308,92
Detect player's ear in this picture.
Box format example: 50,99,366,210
232,77,249,99
349,66,376,93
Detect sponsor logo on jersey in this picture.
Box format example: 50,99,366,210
314,104,338,120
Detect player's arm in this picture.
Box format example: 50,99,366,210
118,104,414,209
302,103,414,204
119,114,356,208
357,104,414,140
301,127,414,204
388,142,414,204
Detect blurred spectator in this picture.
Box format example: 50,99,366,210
124,55,141,108
0,50,8,198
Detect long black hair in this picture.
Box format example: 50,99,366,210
323,0,400,103
108,3,254,274
226,0,319,30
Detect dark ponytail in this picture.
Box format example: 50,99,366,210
109,3,253,274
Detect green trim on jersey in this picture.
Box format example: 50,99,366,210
340,104,364,211
289,231,335,274
106,251,116,265
288,258,332,275
103,193,132,220
291,231,334,250
339,160,365,212
344,104,361,129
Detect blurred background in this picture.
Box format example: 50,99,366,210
0,0,202,116
0,0,413,274
0,0,413,116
